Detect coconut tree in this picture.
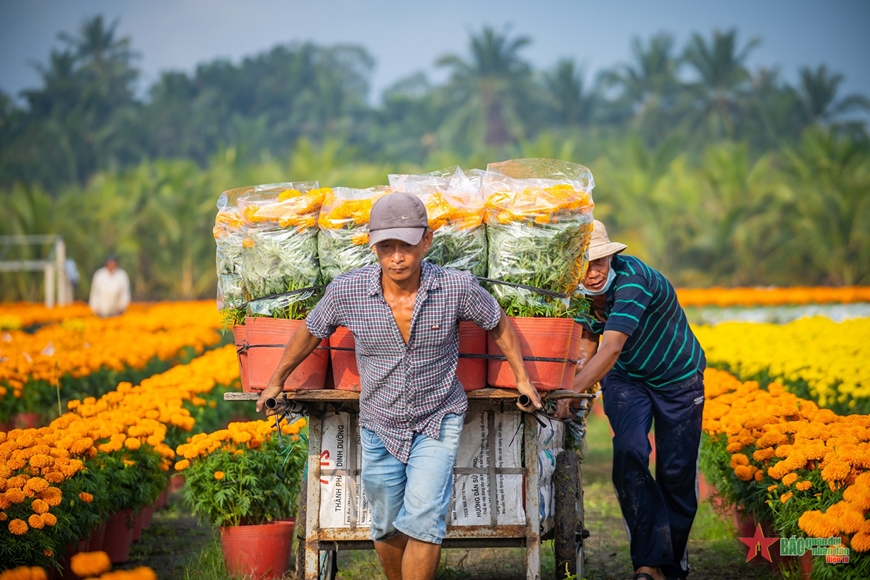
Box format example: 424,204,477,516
603,33,680,135
681,28,760,140
794,65,870,129
543,59,595,127
435,26,534,148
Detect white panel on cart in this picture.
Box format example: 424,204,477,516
319,413,371,529
450,410,524,526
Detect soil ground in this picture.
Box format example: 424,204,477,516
127,412,780,580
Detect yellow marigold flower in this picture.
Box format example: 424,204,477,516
70,550,112,577
781,492,794,503
798,511,839,538
27,514,45,530
214,471,225,480
31,499,48,514
78,492,94,503
7,518,27,535
40,513,56,527
124,438,141,451
174,460,190,471
796,481,812,491
782,473,799,486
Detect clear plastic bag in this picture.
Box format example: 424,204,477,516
317,186,391,283
482,159,595,318
214,186,252,311
238,182,325,319
389,167,487,276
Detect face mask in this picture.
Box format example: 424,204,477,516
579,266,615,296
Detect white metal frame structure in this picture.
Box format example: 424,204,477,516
0,235,71,307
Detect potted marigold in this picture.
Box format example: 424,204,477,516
176,418,307,580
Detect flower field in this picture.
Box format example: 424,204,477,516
2,286,869,577
0,302,224,426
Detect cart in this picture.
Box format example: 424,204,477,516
225,388,593,580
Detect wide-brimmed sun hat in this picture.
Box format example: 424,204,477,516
368,192,429,247
587,220,627,261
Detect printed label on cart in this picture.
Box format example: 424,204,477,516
320,413,371,528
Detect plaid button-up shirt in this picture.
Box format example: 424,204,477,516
306,261,502,463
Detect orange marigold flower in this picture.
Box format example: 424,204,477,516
124,438,141,451
0,512,7,521
781,492,794,503
8,518,28,535
70,550,112,577
174,460,190,471
754,470,764,482
821,460,851,482
31,499,49,514
753,448,776,462
43,472,64,484
796,481,812,491
78,491,94,503
852,532,870,553
23,478,49,494
214,471,225,481
28,514,45,530
729,454,750,469
5,488,25,504
39,487,62,507
28,455,52,469
782,473,799,486
767,484,778,492
40,513,56,527
734,465,757,482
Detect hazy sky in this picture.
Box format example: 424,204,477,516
1,0,869,105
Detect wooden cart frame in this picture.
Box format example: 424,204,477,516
226,389,593,580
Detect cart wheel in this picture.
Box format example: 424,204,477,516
554,450,585,580
318,549,337,580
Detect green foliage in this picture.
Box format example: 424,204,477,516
182,436,306,528
1,19,869,300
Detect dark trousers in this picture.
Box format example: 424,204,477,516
602,370,705,578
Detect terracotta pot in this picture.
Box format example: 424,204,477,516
153,488,169,510
88,520,106,551
799,551,814,579
487,317,582,391
132,506,153,541
245,318,328,391
457,322,486,391
58,541,89,580
220,519,296,580
170,473,185,492
734,505,756,540
329,327,359,391
142,504,154,529
102,509,135,563
14,412,42,429
0,420,11,433
233,325,250,392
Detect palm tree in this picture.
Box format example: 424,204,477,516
543,59,595,127
682,28,760,139
436,26,534,148
794,65,870,129
604,33,679,133
58,15,138,109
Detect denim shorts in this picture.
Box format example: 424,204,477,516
360,413,464,544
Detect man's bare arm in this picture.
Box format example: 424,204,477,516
255,323,323,413
572,330,628,393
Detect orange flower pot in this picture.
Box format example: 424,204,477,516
245,318,328,391
487,317,582,391
103,509,135,563
220,519,296,580
233,325,250,391
457,321,486,391
329,327,359,391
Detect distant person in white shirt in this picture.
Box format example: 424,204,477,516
88,256,131,317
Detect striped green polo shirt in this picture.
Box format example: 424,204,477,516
576,254,706,388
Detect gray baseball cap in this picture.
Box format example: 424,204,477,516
368,192,429,247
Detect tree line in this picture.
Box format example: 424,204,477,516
1,16,868,301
